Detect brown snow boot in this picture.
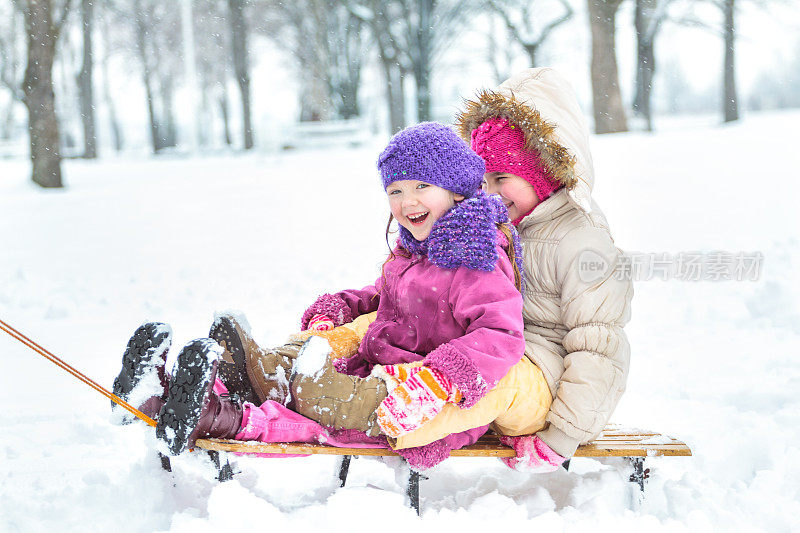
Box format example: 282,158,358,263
291,339,388,437
210,312,297,405
156,338,243,455
111,322,172,424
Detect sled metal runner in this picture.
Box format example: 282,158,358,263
193,426,691,515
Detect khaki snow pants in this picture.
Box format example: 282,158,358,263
246,313,388,437
254,312,552,446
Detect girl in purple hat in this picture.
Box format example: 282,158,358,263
113,121,557,469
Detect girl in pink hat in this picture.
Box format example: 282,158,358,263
455,67,634,471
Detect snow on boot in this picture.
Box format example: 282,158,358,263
156,338,243,456
210,312,295,405
111,322,172,425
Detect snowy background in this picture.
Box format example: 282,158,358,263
2,109,800,531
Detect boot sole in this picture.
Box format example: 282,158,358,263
156,339,221,456
112,322,172,424
209,316,260,404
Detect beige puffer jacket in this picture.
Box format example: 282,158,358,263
456,68,633,458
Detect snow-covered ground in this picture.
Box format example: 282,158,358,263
2,111,799,531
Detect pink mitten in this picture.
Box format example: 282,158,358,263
499,435,565,473
308,314,334,331
376,366,461,438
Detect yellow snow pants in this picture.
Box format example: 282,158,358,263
331,312,553,450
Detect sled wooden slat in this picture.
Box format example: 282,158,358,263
194,426,691,459
195,439,406,457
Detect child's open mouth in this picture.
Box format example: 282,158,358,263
407,212,429,225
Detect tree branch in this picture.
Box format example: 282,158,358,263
53,0,75,40
487,1,526,46
537,0,573,46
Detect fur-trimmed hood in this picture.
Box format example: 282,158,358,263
455,68,595,214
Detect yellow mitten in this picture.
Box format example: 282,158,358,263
288,326,361,359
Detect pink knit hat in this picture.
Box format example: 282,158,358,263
470,117,562,203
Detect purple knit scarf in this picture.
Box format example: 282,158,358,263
398,191,525,285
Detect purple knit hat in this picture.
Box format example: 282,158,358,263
378,122,486,198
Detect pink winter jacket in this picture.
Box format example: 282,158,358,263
302,194,526,410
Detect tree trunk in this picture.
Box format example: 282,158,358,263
379,54,405,134
524,44,537,68
368,4,405,134
77,0,97,158
1,103,14,141
160,76,177,149
22,0,65,188
219,90,232,146
633,0,656,132
2,10,22,140
587,0,628,134
338,79,360,119
134,0,161,154
58,41,78,154
413,0,432,122
198,69,210,147
100,2,123,151
722,0,738,123
228,0,254,149
180,0,201,151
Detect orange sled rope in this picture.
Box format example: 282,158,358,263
0,318,156,427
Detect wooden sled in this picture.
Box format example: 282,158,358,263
177,425,691,515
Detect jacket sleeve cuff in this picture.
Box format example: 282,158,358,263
300,293,354,331
424,343,488,409
393,438,451,470
333,354,371,378
536,425,581,459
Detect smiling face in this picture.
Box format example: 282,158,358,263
386,179,464,241
482,172,540,222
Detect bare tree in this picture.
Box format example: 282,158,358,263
257,1,368,122
349,0,471,126
77,0,96,158
328,5,367,119
632,0,679,131
405,0,473,122
348,0,409,133
228,0,254,149
98,1,123,151
124,0,182,153
487,0,573,67
193,0,232,146
686,0,781,123
14,0,74,188
586,0,628,134
485,14,516,83
0,6,25,141
748,37,800,111
57,23,80,155
133,0,160,153
410,0,433,121
720,0,738,122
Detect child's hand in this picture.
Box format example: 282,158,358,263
308,314,334,331
373,362,423,391
498,435,565,473
376,365,461,437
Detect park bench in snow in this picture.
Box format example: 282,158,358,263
280,118,370,150
188,424,691,515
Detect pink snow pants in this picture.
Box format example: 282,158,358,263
213,379,387,457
